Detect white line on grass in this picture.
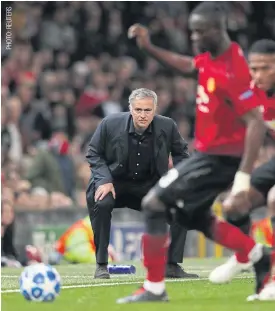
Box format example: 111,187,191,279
1,276,254,294
1,270,219,278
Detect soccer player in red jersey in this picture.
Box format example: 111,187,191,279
117,3,275,303
209,39,275,299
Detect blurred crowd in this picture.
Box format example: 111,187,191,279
1,1,275,219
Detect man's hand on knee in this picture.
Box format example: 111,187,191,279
95,183,116,202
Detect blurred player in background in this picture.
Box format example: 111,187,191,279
209,39,275,288
54,216,119,264
117,2,275,303
25,216,119,265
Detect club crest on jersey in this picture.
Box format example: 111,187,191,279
207,78,215,93
239,89,253,100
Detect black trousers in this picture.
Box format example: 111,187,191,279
86,179,187,264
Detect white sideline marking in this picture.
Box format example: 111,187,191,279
1,270,217,278
1,276,254,294
2,275,91,278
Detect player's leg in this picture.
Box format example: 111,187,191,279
116,153,243,303
143,154,275,301
208,187,263,283
127,181,196,279
191,210,275,301
210,157,275,284
139,153,230,301
183,172,275,301
117,153,275,303
247,185,275,301
226,187,264,236
230,157,275,236
267,185,275,243
117,152,212,303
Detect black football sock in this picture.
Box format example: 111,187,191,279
226,214,252,235
144,210,168,235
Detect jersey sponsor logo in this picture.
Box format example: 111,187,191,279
196,85,209,105
198,105,209,113
239,89,254,100
207,78,216,93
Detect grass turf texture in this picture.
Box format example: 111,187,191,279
1,258,274,311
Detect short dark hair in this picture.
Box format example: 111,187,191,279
249,39,275,54
191,2,229,28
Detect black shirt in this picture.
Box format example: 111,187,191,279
127,120,155,181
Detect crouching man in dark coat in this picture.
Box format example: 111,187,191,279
86,88,198,279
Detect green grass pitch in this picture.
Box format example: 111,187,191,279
1,258,274,311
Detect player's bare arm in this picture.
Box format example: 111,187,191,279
239,108,266,175
128,24,196,76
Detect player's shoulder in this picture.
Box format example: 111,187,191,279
229,43,247,66
230,42,245,58
194,52,209,68
228,42,251,81
249,83,269,102
250,83,262,96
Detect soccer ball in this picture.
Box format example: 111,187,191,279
19,263,61,302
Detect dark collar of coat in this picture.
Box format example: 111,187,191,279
128,116,153,135
118,113,165,163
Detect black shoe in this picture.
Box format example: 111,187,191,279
94,264,110,279
253,246,275,295
165,263,199,279
116,287,169,304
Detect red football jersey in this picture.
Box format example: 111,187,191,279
253,86,275,137
194,42,260,156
